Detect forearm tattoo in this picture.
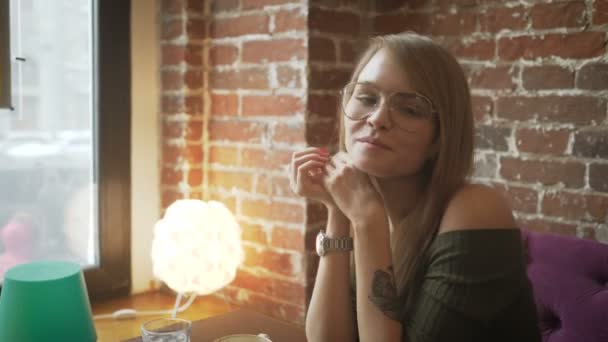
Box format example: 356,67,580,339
368,265,401,321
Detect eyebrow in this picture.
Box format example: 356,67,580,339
356,81,414,95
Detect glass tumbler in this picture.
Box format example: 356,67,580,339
141,318,192,342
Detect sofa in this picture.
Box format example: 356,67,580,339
522,230,608,342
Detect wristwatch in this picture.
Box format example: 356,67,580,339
316,230,353,256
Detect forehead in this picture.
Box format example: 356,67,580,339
356,48,413,93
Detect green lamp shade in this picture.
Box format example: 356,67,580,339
0,261,97,342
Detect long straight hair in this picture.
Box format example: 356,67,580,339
341,32,474,299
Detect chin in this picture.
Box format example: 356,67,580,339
351,153,395,178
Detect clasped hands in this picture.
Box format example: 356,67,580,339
289,147,385,227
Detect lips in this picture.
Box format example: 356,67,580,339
356,137,391,150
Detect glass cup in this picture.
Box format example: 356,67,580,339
141,318,192,342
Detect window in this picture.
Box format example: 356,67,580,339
0,0,130,300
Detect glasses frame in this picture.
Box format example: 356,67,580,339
339,82,439,131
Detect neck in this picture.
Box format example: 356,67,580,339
374,173,427,231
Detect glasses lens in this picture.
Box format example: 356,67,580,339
342,83,379,120
389,93,434,126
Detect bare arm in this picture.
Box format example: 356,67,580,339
305,207,357,342
352,208,402,342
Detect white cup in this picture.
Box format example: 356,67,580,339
213,333,271,342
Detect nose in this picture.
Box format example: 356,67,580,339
366,99,392,130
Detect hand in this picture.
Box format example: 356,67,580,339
323,152,384,224
289,147,335,207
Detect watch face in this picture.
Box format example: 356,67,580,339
316,231,325,256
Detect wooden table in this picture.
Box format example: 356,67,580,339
123,309,307,342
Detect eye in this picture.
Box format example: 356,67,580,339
396,106,424,117
355,95,378,107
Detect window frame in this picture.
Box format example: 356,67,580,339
0,0,10,109
84,0,131,300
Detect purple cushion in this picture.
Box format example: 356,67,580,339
522,230,608,342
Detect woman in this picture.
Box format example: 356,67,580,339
290,32,540,341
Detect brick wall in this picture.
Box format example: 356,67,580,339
159,0,608,325
373,0,608,241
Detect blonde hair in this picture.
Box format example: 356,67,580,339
342,32,474,299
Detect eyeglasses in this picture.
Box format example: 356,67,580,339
340,82,438,131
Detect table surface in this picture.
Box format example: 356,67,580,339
123,309,307,342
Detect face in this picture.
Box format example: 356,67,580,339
344,48,437,179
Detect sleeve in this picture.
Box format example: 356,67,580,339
403,229,531,342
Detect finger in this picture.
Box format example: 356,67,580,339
291,149,329,181
296,159,327,189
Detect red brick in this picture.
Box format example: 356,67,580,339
447,38,496,60
241,148,292,170
211,15,269,38
309,8,360,35
542,191,608,222
340,40,356,63
185,95,203,114
209,120,265,143
515,128,571,155
374,0,407,12
161,95,183,114
309,66,352,90
232,270,305,305
210,68,269,90
495,96,605,124
500,157,585,188
276,66,302,88
373,13,431,35
577,63,608,90
161,167,183,185
241,222,268,245
493,183,538,214
594,0,608,24
242,0,299,9
475,125,510,151
186,0,204,14
471,96,493,122
161,189,183,208
469,66,518,90
212,0,239,13
208,170,253,192
522,65,573,90
185,45,203,66
209,146,239,166
479,6,527,33
242,95,303,116
211,94,238,116
161,70,183,91
431,11,477,36
274,9,306,33
210,44,239,65
531,1,586,29
498,32,605,60
242,39,306,63
307,94,339,118
436,0,478,7
185,70,203,90
186,18,205,41
162,119,203,140
255,174,292,197
242,199,304,224
271,227,304,251
162,44,186,65
162,19,184,40
590,164,608,192
161,0,185,15
309,36,336,62
306,116,339,146
272,122,305,145
162,144,204,165
573,130,608,159
242,245,299,275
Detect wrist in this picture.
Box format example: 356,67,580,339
326,205,350,237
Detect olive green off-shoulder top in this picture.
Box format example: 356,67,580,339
352,229,541,342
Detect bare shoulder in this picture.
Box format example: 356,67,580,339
438,183,517,234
